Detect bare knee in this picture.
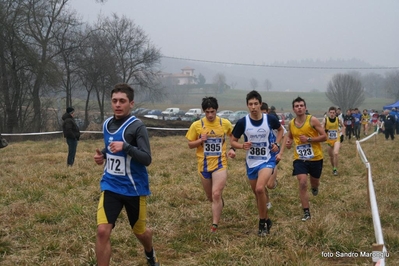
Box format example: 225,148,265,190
97,225,112,242
212,190,221,201
299,181,308,191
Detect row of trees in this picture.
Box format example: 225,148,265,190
0,0,162,133
326,70,399,112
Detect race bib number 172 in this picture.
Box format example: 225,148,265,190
106,154,126,176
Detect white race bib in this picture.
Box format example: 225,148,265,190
328,130,338,140
106,154,126,176
296,144,314,160
204,137,222,157
248,142,268,160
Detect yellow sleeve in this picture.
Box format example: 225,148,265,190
185,121,201,141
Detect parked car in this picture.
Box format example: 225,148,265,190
161,107,180,116
148,109,162,116
166,110,186,120
131,108,146,115
228,110,248,123
217,110,234,119
185,108,202,116
138,109,151,116
144,109,162,119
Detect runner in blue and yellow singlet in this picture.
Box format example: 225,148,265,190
186,97,233,233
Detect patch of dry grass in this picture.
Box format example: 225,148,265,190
0,133,398,265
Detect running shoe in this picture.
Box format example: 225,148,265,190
266,202,272,209
333,169,338,176
258,220,272,237
311,187,318,196
146,250,160,266
301,212,311,222
210,224,218,233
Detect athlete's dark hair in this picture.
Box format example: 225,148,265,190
292,96,306,108
111,83,134,101
201,96,218,111
329,106,336,112
261,102,269,111
246,90,262,105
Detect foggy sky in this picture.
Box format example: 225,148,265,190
69,0,399,67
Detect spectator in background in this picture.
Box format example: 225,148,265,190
381,109,396,140
390,107,399,134
0,132,8,149
62,107,80,166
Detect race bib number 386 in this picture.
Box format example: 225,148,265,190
106,154,126,176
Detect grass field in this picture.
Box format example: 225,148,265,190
0,129,398,265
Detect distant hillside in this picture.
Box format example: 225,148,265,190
159,57,386,92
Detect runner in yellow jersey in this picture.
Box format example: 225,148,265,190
286,97,327,221
361,109,370,136
186,97,233,233
322,106,345,176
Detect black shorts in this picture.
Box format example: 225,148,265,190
292,159,323,179
97,190,147,234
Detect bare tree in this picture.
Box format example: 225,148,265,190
101,14,162,96
22,0,74,132
326,73,365,112
75,24,117,125
264,79,272,91
250,78,258,90
384,70,399,101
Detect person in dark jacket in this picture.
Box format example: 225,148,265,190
0,132,8,149
62,107,80,166
381,109,395,140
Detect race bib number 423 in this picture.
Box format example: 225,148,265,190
106,154,126,176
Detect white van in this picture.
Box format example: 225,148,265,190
185,108,202,116
161,107,180,116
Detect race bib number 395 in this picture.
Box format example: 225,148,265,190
204,138,222,156
106,154,126,176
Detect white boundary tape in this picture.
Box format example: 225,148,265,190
356,128,387,266
1,127,189,136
